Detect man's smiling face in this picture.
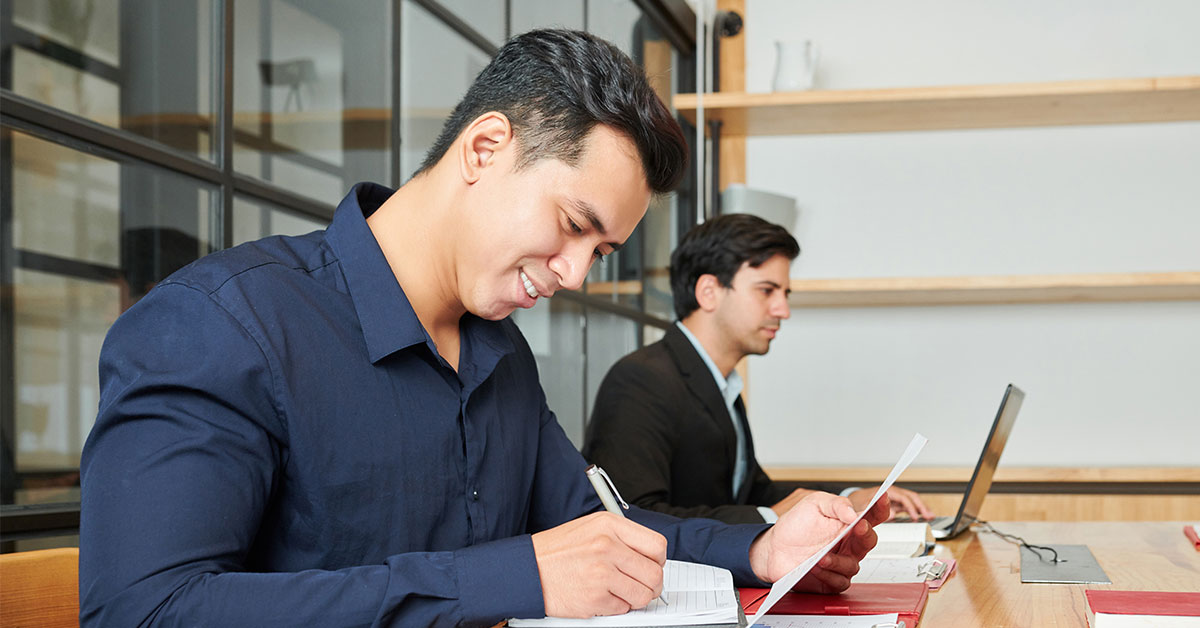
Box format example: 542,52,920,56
456,124,651,320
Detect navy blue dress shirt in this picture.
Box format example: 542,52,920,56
80,183,769,627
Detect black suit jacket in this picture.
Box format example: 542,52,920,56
583,325,815,524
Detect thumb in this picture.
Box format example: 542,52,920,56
817,495,858,524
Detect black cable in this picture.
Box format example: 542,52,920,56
975,520,1063,563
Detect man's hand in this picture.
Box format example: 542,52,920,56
532,512,668,618
848,485,933,521
749,492,891,594
770,487,817,516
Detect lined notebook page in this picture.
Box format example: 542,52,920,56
508,560,739,627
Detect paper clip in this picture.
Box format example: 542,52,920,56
871,622,905,628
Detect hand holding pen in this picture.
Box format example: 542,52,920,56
528,465,670,618
586,465,669,607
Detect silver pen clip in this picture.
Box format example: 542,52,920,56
595,466,630,510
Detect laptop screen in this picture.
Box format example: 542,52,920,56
951,384,1025,534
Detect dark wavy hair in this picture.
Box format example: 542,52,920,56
670,214,800,320
413,29,688,194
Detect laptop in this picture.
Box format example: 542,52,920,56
927,383,1025,539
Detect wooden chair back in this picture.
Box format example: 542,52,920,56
0,547,80,628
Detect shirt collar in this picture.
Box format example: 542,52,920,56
324,182,514,370
675,321,743,404
323,183,427,363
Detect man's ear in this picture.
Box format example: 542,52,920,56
694,274,723,313
458,112,513,184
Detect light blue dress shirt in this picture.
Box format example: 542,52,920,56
675,322,779,522
674,322,858,523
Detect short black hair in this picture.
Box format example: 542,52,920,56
413,29,688,194
669,214,800,320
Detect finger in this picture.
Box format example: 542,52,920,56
838,522,878,558
613,548,665,603
609,517,669,566
805,564,853,594
908,492,935,519
818,551,861,579
592,591,634,618
608,566,659,612
815,494,859,524
864,494,891,525
889,491,920,519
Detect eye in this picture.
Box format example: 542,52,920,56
593,248,608,261
567,218,583,234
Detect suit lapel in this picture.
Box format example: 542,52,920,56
663,326,741,488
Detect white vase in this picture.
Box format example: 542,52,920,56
772,40,819,91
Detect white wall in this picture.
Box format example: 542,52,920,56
740,0,1200,467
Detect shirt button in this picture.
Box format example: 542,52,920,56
471,489,479,501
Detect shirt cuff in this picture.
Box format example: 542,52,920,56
453,534,545,625
757,506,778,523
839,486,862,498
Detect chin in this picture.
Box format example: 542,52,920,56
475,305,518,321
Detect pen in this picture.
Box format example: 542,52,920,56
585,464,668,607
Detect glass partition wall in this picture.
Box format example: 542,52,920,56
0,0,695,548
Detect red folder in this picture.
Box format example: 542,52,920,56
1086,590,1200,622
740,582,928,626
1185,524,1200,551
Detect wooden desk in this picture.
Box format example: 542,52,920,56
924,521,1200,627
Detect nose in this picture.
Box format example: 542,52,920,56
771,291,792,319
547,245,593,292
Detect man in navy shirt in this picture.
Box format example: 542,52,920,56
80,29,888,627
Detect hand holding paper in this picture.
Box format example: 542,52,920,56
748,434,929,627
749,492,888,593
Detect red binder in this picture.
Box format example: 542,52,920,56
1086,590,1200,625
740,582,929,627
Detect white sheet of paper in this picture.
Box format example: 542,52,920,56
863,522,930,560
509,560,739,627
746,433,928,627
753,613,900,627
851,556,940,584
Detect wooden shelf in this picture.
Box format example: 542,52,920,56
765,465,1200,484
578,273,1200,306
788,272,1200,307
120,107,450,151
674,76,1200,135
584,280,643,295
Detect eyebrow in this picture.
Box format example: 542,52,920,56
568,198,625,252
756,280,791,295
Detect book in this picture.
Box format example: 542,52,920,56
863,522,934,560
508,560,741,627
1085,590,1200,627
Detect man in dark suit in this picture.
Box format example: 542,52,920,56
583,214,932,525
